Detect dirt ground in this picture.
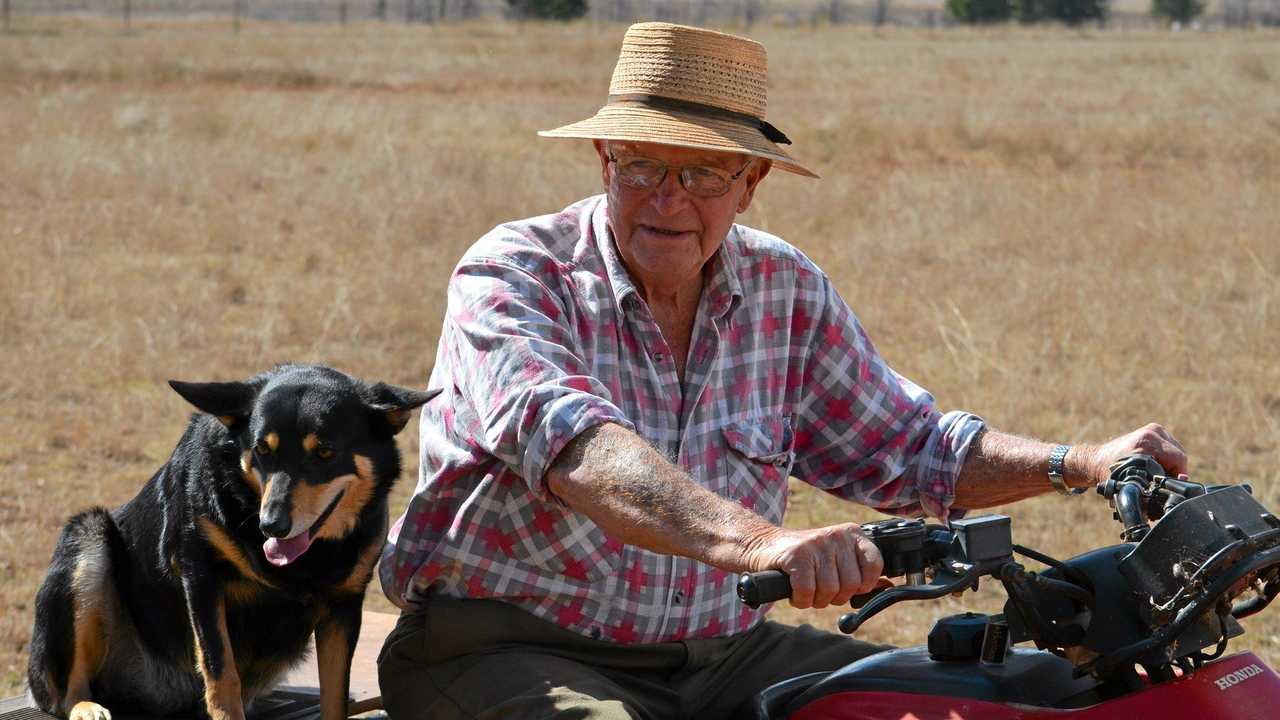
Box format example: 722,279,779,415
2,16,1278,699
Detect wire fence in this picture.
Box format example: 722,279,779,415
2,0,1278,30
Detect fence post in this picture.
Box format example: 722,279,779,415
4,0,11,33
873,0,889,26
123,0,131,31
339,0,348,23
376,0,386,21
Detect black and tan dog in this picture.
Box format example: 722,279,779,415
27,364,437,720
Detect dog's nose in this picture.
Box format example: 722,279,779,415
259,514,292,539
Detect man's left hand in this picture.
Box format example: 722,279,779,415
1072,423,1188,488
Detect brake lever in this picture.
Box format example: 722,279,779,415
850,585,888,609
838,562,984,634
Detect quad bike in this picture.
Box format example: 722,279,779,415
737,455,1280,719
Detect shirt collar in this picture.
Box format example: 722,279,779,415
592,195,744,320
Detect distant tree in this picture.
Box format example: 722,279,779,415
1017,0,1107,23
1152,0,1205,23
506,0,588,19
947,0,1013,22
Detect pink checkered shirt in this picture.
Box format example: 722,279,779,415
380,194,984,644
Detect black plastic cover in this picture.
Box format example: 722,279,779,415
1120,486,1274,604
783,646,1098,715
927,612,988,661
951,515,1013,563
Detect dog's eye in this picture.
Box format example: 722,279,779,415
316,446,335,461
254,440,272,455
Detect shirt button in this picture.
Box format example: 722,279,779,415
654,353,665,363
589,626,603,640
674,591,684,605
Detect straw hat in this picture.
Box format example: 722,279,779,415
539,22,817,178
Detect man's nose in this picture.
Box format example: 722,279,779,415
650,169,692,214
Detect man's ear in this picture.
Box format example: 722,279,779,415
366,383,442,436
593,139,612,188
736,158,772,214
169,380,257,428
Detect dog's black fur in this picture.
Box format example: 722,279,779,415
27,365,437,720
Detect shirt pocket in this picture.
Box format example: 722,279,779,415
494,475,623,584
721,416,795,524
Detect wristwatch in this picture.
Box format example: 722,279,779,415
1048,444,1085,496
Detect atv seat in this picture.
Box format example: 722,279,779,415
1,611,397,720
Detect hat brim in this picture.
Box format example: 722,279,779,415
539,104,818,179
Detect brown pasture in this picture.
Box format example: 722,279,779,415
1,17,1279,699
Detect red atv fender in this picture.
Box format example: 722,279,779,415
788,652,1280,720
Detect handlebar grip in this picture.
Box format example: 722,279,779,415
737,570,792,609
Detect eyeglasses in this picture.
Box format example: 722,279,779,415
607,153,751,198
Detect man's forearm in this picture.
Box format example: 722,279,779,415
545,422,781,572
952,429,1096,509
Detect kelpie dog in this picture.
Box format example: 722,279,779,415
27,364,438,720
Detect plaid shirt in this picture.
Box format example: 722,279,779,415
380,194,984,644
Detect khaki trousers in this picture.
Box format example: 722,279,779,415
376,597,887,720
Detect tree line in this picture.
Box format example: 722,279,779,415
7,0,1278,31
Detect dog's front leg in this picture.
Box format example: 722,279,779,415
315,597,362,720
182,574,246,720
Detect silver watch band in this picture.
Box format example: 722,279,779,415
1048,444,1084,496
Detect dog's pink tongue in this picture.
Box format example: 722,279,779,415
263,533,313,567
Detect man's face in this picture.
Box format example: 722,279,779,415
594,139,771,297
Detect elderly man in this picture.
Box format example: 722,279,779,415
376,22,1186,720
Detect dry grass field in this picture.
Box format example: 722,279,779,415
2,16,1279,701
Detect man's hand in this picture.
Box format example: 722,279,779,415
741,524,885,609
1072,423,1188,488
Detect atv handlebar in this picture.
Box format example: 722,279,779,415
737,517,949,610
739,515,1015,634
736,454,1280,682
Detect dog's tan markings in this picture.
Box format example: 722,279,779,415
216,415,236,428
338,516,388,596
289,476,328,523
315,617,353,720
265,432,279,452
65,554,113,718
259,476,274,515
302,433,319,453
224,579,266,606
198,518,275,588
197,596,246,720
314,455,376,542
239,451,263,496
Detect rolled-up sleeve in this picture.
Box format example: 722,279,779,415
789,277,985,520
445,251,634,499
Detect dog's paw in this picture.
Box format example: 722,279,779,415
69,701,112,720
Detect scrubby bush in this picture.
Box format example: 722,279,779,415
947,0,1013,23
1017,0,1108,24
506,0,588,20
1152,0,1205,23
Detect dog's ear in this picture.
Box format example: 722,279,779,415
169,380,257,428
366,383,441,436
